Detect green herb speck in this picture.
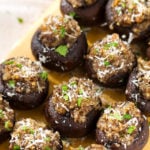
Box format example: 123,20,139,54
69,12,76,18
103,42,119,50
62,85,68,92
44,137,51,142
44,146,51,150
5,120,12,131
40,71,48,80
77,97,83,107
104,60,111,67
4,60,15,65
0,109,4,118
55,45,68,57
16,64,22,69
13,145,20,150
111,113,122,121
78,145,85,150
123,114,132,120
63,94,69,101
8,80,16,88
127,125,136,134
60,26,66,38
17,17,24,24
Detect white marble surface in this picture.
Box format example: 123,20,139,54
0,0,53,60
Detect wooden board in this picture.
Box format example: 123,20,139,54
0,0,150,149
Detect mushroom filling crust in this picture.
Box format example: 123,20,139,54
2,57,47,95
39,15,82,49
86,33,135,84
52,77,102,123
0,95,14,133
9,118,62,150
97,101,145,148
67,0,97,8
137,58,150,100
110,0,150,35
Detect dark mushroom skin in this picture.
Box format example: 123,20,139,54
60,0,108,26
146,46,150,59
106,0,150,40
85,33,136,88
45,97,101,137
126,68,150,115
31,31,87,72
0,57,49,110
0,96,15,143
45,77,102,138
96,102,149,150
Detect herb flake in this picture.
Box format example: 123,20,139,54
40,71,48,80
77,97,83,107
123,114,132,120
17,17,24,24
103,42,119,50
127,125,136,134
55,45,68,57
13,145,20,150
8,80,16,88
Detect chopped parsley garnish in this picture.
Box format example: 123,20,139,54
44,147,51,150
62,85,68,92
44,137,51,142
123,114,132,120
70,81,77,86
103,42,119,50
78,145,85,150
55,45,68,57
63,94,69,101
127,125,136,134
40,71,48,80
13,145,20,150
69,12,76,18
4,120,12,131
0,109,4,118
121,2,126,8
60,26,66,38
79,89,83,95
8,80,16,88
29,129,35,134
104,60,111,67
17,17,24,24
111,113,122,121
4,60,15,65
77,97,83,107
16,64,22,69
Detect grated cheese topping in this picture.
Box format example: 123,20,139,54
52,77,102,123
39,15,81,49
86,33,135,84
9,118,62,150
67,0,97,8
2,57,47,94
137,58,150,100
0,95,14,133
97,101,145,148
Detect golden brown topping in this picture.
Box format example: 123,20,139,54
2,57,47,94
67,0,97,8
112,0,149,26
0,95,14,132
52,77,102,123
97,101,144,148
9,118,62,150
137,58,150,100
86,33,135,83
39,15,81,48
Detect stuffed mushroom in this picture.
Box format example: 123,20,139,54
0,57,49,109
126,58,150,115
45,77,102,137
96,101,149,150
31,15,87,72
85,33,136,87
106,0,150,40
60,0,107,26
9,118,63,150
